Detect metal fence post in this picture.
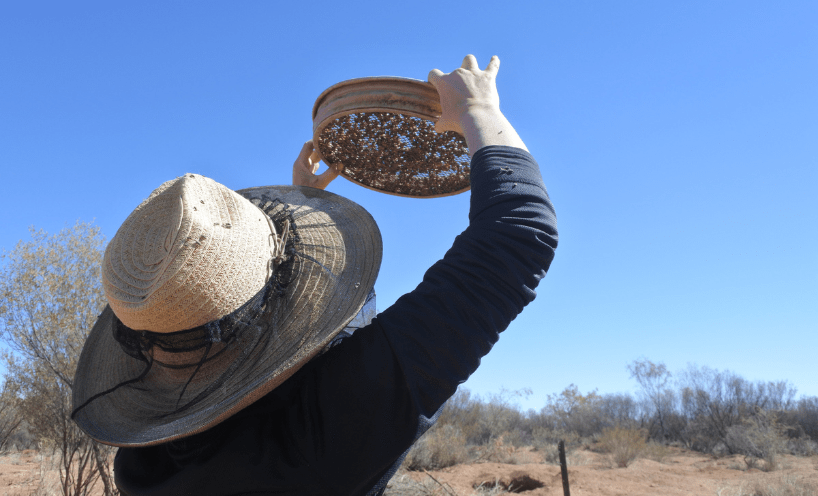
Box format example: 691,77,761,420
558,440,570,496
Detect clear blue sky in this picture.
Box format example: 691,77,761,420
1,1,816,411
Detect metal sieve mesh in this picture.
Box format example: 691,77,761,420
317,112,471,198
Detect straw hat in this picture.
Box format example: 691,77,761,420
72,174,382,447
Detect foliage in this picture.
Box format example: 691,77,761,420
677,364,797,454
0,379,24,451
726,408,790,471
403,424,469,471
641,440,671,462
0,222,116,495
628,358,676,440
597,426,646,467
530,427,579,464
719,476,818,496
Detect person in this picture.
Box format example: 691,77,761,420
71,54,558,495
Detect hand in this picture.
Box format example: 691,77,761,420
292,140,340,190
428,55,501,135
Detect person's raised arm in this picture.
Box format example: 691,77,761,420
293,54,557,494
428,54,529,158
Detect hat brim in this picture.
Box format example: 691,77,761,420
72,186,382,447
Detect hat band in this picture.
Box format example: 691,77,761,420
71,273,281,421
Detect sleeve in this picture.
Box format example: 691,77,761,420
289,145,559,494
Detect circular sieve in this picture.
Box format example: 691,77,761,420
312,77,471,198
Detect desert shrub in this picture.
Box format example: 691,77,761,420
721,475,818,496
385,471,510,496
435,387,532,448
784,396,818,441
677,365,796,456
641,441,671,462
725,409,788,471
470,389,529,446
384,472,455,496
403,424,468,471
540,385,606,438
530,426,580,464
0,222,118,495
785,436,818,457
497,429,528,449
471,434,520,464
597,426,646,467
0,380,23,451
6,421,37,450
628,359,676,441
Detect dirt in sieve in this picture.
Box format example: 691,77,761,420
317,112,471,198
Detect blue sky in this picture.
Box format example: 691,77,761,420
1,1,816,411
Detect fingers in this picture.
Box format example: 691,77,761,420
430,55,499,83
485,55,500,76
461,54,478,71
298,141,314,169
309,149,321,173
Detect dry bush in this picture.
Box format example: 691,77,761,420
385,473,455,496
678,365,796,456
530,427,579,464
0,380,24,451
628,359,675,440
403,424,468,471
726,410,789,472
718,475,818,496
597,426,646,467
785,437,818,457
440,388,529,447
471,435,520,464
641,441,671,462
0,222,117,495
788,397,818,441
31,452,62,496
385,472,509,496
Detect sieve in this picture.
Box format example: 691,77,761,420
312,77,471,198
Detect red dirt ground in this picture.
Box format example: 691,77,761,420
390,447,818,496
1,447,816,495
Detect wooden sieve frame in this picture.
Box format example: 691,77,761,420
311,76,471,198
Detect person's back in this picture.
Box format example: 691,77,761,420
73,54,558,495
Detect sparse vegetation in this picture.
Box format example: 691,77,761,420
0,222,116,495
597,426,647,467
0,225,815,494
401,359,818,478
403,424,469,471
718,475,818,496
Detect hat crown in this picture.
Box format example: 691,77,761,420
103,174,273,333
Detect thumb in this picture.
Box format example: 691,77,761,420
316,164,341,189
434,114,457,134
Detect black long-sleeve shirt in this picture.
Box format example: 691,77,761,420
114,145,558,495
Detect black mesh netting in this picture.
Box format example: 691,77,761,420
317,112,471,197
72,195,302,420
